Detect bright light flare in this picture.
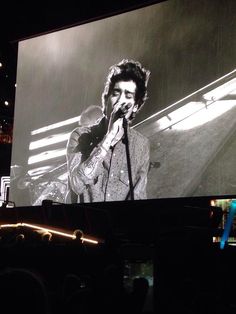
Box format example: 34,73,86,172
31,116,80,135
203,78,236,102
0,222,100,244
155,100,236,131
172,100,236,130
28,148,67,165
29,133,70,150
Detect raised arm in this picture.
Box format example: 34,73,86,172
67,117,124,196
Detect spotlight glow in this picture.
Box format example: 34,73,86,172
0,222,100,244
29,132,70,150
28,148,67,165
31,116,80,135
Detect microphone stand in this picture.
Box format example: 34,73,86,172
123,118,134,200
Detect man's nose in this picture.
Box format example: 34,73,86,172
117,92,127,104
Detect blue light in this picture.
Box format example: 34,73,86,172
220,200,236,249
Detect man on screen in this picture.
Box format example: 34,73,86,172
65,59,150,203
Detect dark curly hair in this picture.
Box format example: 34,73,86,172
102,59,150,119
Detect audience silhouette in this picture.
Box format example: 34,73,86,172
0,267,50,314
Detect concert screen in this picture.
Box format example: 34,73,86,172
10,0,236,206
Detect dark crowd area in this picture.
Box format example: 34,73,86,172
0,237,152,314
0,225,236,314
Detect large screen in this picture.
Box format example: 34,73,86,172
10,0,236,206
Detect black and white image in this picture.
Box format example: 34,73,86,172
65,59,150,203
10,0,236,206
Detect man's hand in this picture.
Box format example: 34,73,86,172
107,102,124,131
102,102,133,149
103,103,124,147
108,117,124,147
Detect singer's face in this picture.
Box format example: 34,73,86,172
106,80,138,120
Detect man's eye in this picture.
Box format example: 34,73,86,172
126,94,134,99
112,91,120,96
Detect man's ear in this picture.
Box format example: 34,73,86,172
133,104,138,113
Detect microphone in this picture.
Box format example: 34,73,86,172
115,107,126,119
115,103,132,119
